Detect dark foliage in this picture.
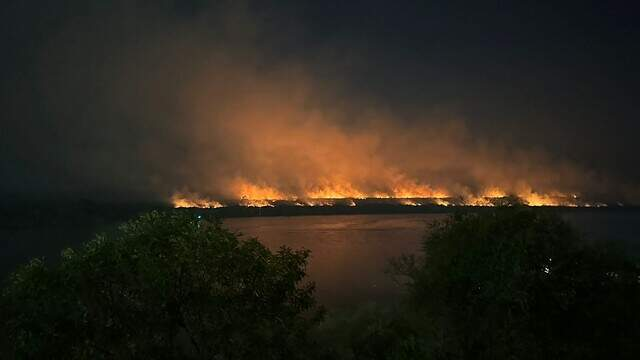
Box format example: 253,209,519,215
313,304,431,360
2,207,639,359
392,207,640,359
0,211,322,359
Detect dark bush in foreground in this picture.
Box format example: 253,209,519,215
3,207,639,360
0,211,322,359
392,207,640,360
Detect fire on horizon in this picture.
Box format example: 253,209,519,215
1,2,638,207
171,185,610,209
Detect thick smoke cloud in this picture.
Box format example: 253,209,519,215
1,1,637,204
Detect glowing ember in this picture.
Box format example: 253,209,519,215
399,199,422,206
432,198,452,206
520,191,575,207
239,198,276,207
232,180,290,201
170,184,610,208
462,196,495,206
306,185,368,199
171,193,224,208
303,199,337,206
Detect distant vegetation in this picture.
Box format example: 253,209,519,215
2,208,639,359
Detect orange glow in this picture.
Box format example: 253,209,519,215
399,199,421,206
432,198,452,206
231,179,290,200
170,72,616,208
171,193,224,208
482,188,507,198
462,196,495,207
306,185,368,199
239,199,276,207
520,191,575,207
303,199,338,206
170,185,597,208
390,184,449,199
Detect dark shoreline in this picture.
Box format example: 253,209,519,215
2,204,639,287
2,199,639,230
183,204,639,219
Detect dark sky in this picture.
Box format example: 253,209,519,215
1,1,639,203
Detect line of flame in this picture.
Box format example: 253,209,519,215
171,190,607,208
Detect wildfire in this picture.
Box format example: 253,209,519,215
171,181,611,208
432,198,451,206
521,192,572,207
231,180,290,201
461,196,494,206
306,187,368,199
239,198,276,207
399,199,422,206
171,193,224,208
303,199,338,206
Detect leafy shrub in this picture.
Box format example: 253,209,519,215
1,211,322,359
394,207,640,359
3,207,639,360
312,303,431,360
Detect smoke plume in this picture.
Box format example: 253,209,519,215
2,1,636,205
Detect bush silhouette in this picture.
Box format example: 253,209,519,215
392,207,640,359
1,211,322,359
3,207,640,360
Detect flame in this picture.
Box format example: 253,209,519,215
227,176,450,201
232,180,290,200
584,202,608,208
522,193,562,206
482,188,507,198
239,199,275,207
171,193,224,208
399,199,422,206
391,187,448,199
303,199,337,206
518,190,575,207
462,196,495,206
432,198,452,206
171,182,605,208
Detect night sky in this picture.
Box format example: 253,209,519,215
1,1,639,203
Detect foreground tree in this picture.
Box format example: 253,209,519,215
393,207,640,360
1,211,322,359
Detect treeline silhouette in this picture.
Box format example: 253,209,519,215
1,208,639,359
0,200,167,230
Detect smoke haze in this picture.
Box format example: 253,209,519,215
1,1,638,204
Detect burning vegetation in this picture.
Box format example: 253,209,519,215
171,187,610,209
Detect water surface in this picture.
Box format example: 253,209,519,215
225,211,640,306
2,210,639,307
225,214,445,306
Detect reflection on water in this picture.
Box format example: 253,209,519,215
225,214,447,306
226,211,640,307
2,211,638,307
